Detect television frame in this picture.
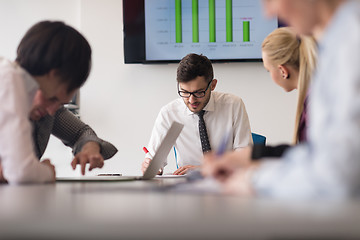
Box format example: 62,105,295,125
123,0,279,64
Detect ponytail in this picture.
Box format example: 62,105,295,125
294,36,317,143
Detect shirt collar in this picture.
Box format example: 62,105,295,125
203,92,215,112
20,64,39,103
0,59,39,105
185,92,215,115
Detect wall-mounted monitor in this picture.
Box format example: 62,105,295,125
123,0,278,63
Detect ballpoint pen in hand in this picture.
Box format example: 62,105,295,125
216,131,231,157
143,147,163,175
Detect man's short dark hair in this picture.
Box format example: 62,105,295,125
16,21,91,93
177,53,213,83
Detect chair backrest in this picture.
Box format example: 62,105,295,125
252,133,266,145
173,133,266,169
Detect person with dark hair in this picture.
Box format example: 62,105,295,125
141,53,252,175
15,21,91,93
0,21,96,184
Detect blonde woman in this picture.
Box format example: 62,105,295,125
248,27,318,161
202,27,317,181
262,27,317,144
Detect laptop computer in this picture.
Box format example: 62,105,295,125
56,121,184,182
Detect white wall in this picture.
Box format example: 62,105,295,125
0,0,81,59
0,0,297,177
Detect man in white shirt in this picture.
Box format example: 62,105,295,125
142,53,252,175
0,21,92,184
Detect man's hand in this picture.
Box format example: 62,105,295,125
141,158,162,175
71,142,104,175
141,158,151,174
202,147,252,182
173,165,198,175
41,159,56,182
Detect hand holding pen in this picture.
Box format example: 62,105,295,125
216,131,231,157
141,147,163,175
202,132,252,182
141,147,152,174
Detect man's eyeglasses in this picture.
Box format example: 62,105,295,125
178,80,213,98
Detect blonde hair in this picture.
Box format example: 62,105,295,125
262,27,317,144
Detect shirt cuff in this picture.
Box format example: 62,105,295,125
73,136,118,160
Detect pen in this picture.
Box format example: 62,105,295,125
216,131,231,157
143,147,163,175
143,147,153,158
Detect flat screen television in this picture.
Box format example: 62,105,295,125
123,0,278,63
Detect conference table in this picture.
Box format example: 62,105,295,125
1,177,360,240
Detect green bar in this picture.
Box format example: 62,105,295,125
175,0,182,43
192,0,199,43
243,21,250,42
209,0,216,42
226,0,232,42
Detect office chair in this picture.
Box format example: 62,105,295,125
252,133,266,145
173,133,266,169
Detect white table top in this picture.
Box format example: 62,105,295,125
1,178,360,240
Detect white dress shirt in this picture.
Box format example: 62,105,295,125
147,91,253,167
253,1,360,199
0,58,53,184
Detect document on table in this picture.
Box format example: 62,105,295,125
155,174,186,178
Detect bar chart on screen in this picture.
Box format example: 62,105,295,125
145,0,277,61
